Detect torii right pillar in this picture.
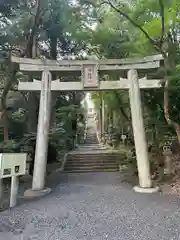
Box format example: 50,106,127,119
128,69,159,193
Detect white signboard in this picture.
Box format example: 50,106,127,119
82,64,99,88
0,153,27,179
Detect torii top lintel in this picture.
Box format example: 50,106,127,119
11,54,163,72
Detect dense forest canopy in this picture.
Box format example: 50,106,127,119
0,0,91,151
0,0,180,155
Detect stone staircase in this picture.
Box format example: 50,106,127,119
63,118,123,173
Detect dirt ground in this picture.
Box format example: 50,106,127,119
0,162,62,212
1,155,180,212
159,154,180,195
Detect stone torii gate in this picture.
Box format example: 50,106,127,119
12,54,163,196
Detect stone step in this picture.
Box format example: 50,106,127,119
85,140,97,142
84,143,99,145
76,149,105,151
67,154,122,158
85,135,97,138
85,138,97,140
66,157,120,162
85,140,96,142
68,150,121,154
63,120,120,173
77,149,105,152
64,167,119,172
85,139,97,141
78,145,104,149
86,135,97,137
67,153,122,157
67,153,119,157
67,155,120,162
66,155,119,160
65,161,119,167
69,149,119,153
64,163,118,169
64,168,119,173
71,150,116,153
85,137,97,138
84,141,98,144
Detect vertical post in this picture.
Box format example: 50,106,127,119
99,93,103,138
32,71,52,190
128,69,155,191
10,176,19,208
0,154,3,199
0,179,3,199
102,95,105,138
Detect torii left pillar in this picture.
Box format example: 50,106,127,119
24,71,52,197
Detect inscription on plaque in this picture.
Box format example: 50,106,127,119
82,64,99,88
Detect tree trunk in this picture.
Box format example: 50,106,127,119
49,35,58,127
3,111,8,141
163,59,180,146
1,69,17,141
175,124,180,145
27,37,38,133
26,0,42,133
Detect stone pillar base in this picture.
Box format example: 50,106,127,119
133,185,160,193
24,187,52,198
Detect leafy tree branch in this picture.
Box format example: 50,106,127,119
102,0,159,50
159,0,165,46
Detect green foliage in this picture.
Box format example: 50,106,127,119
0,0,88,153
93,0,180,129
168,72,180,123
1,0,180,154
87,0,180,150
0,139,20,153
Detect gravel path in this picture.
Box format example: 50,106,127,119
0,172,180,240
